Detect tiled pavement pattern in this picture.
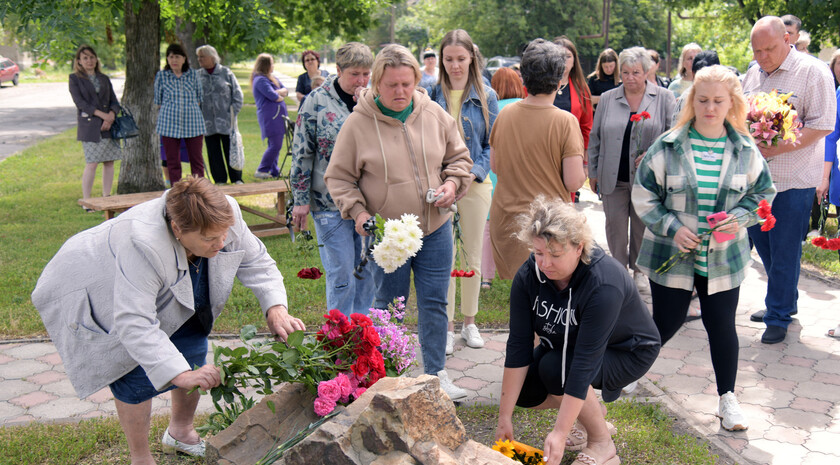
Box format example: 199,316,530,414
2,189,839,465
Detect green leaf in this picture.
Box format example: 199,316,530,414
232,347,249,358
240,324,258,341
282,349,300,365
286,330,305,348
267,400,276,414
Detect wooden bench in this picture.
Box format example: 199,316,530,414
78,180,293,237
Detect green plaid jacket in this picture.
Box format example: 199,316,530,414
632,121,776,294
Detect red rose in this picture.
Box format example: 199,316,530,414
352,355,372,378
362,325,381,347
760,214,776,232
297,267,323,279
757,199,773,219
640,111,651,120
812,236,828,248
351,313,373,328
630,114,642,122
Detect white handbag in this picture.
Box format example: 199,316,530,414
229,107,245,171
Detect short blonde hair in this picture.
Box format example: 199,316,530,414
672,65,750,137
517,195,594,264
370,44,421,97
676,42,702,78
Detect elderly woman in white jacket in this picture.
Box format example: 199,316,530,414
32,177,304,464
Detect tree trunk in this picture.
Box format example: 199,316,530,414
175,17,202,69
118,0,165,194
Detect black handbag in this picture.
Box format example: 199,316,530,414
110,105,140,142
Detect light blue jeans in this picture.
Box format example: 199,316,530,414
312,210,374,316
372,220,452,375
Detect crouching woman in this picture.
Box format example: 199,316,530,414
495,196,660,465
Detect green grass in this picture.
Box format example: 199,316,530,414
0,415,204,465
802,216,840,278
0,70,513,338
457,401,725,465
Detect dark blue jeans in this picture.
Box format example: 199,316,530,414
748,188,814,329
372,220,452,375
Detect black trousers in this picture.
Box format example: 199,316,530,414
205,133,242,184
650,275,740,395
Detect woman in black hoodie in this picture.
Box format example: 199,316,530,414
495,196,660,465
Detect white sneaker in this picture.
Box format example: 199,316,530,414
461,324,485,348
254,171,273,179
633,271,650,293
622,380,638,394
445,331,455,355
436,369,468,402
161,427,205,456
716,392,749,431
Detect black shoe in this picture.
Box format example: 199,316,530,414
761,326,787,344
750,309,797,322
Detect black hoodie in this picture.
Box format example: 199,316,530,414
505,246,661,401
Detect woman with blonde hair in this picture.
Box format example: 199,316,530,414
325,44,474,402
633,65,775,432
429,29,499,353
251,53,289,179
668,42,701,97
496,195,660,465
587,48,620,108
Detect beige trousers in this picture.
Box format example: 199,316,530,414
602,180,645,272
447,180,492,320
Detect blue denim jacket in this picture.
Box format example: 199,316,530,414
429,84,498,182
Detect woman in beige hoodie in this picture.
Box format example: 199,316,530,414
325,44,473,402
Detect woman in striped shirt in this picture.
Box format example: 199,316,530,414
632,65,775,433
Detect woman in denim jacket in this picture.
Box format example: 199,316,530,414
429,29,498,354
633,66,775,433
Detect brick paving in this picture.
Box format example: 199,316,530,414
2,189,839,465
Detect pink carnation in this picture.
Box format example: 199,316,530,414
313,397,336,416
317,379,342,403
352,387,367,400
334,373,354,402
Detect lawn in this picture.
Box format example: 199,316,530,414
0,66,512,339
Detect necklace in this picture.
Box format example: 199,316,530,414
557,82,568,96
187,256,201,273
694,128,726,157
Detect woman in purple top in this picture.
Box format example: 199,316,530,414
251,54,288,179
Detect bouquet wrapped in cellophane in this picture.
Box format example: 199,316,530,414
746,90,802,148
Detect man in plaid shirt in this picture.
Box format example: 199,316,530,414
741,16,836,344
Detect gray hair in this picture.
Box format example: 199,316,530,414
618,46,653,75
336,42,374,71
196,45,221,65
517,195,595,265
520,38,566,96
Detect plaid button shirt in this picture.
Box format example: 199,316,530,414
741,48,836,192
154,69,205,138
632,122,776,294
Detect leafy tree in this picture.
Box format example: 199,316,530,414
2,0,391,193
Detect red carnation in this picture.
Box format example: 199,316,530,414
828,238,840,251
630,113,642,122
760,214,776,232
297,267,323,279
640,111,651,119
464,270,476,277
757,199,772,219
812,236,828,248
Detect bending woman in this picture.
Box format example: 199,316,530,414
496,196,660,465
32,177,304,465
429,29,498,353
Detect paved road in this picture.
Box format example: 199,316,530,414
0,79,125,162
2,189,839,464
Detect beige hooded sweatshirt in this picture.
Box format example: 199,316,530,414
324,87,473,235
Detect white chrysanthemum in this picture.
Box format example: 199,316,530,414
400,213,420,228
371,214,425,272
384,219,402,236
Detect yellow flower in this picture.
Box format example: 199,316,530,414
492,439,515,458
